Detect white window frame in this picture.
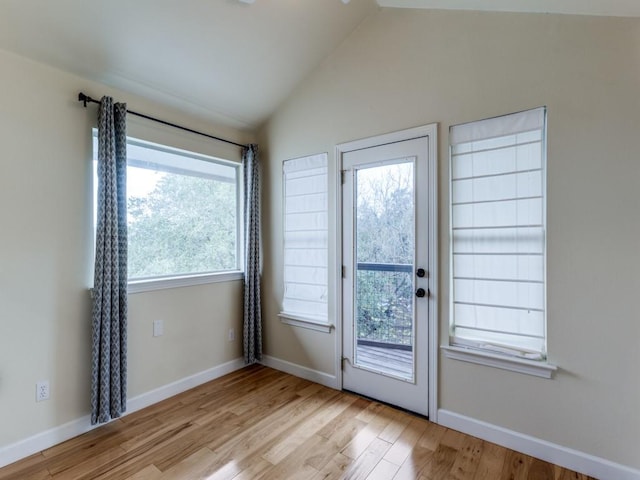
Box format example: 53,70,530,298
92,131,244,293
443,108,556,378
279,152,331,333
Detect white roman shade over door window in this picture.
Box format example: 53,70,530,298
449,107,547,359
281,153,328,324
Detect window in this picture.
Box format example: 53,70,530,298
93,133,242,288
448,107,547,362
279,153,329,330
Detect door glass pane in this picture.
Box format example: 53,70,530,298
354,160,415,381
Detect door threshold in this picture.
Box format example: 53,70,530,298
341,388,429,421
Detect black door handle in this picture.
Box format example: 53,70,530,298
416,268,426,278
416,288,426,298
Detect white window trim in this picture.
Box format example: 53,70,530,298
441,345,557,379
128,271,244,294
278,312,333,333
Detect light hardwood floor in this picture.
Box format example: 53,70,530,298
0,365,595,480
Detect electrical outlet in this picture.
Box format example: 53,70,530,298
153,319,164,337
228,328,235,342
36,381,50,402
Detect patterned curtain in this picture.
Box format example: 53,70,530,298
243,144,262,363
91,97,128,424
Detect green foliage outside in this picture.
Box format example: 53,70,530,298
355,164,414,346
127,161,413,347
127,171,237,279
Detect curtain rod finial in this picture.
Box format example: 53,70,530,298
78,92,89,107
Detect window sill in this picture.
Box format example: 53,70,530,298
441,345,557,379
128,271,244,294
278,313,333,333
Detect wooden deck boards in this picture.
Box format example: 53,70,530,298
356,345,413,379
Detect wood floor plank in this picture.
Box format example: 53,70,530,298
224,372,310,417
392,446,434,480
499,450,532,480
229,459,274,480
203,377,309,442
416,421,447,451
0,366,594,480
311,418,368,470
306,438,349,473
0,452,50,480
124,464,162,480
341,437,392,480
473,441,507,480
527,458,556,480
310,452,352,480
439,428,467,451
120,387,205,425
261,392,358,464
194,382,309,461
113,418,181,454
50,444,128,479
342,403,396,460
557,470,593,480
159,447,220,479
0,464,51,480
43,421,157,477
207,387,341,471
356,401,388,425
201,451,272,480
148,412,242,471
366,458,400,479
84,421,204,480
378,408,412,444
418,444,458,479
42,421,124,459
383,417,429,466
256,434,328,480
10,469,51,480
317,396,370,443
553,465,564,480
447,436,484,480
342,425,387,461
211,425,335,480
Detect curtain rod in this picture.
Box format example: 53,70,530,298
78,92,248,149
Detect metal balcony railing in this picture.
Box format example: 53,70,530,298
355,262,413,349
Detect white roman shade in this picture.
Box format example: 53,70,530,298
281,153,328,323
449,107,547,359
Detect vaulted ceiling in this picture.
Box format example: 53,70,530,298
0,0,637,131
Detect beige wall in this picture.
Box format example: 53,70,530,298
0,49,249,448
259,8,640,469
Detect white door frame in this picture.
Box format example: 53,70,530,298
335,124,439,422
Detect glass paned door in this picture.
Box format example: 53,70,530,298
342,136,430,416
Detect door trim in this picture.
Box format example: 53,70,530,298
335,124,439,422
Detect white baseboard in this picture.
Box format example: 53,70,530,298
127,357,245,414
0,357,245,469
260,355,338,389
438,409,640,480
0,415,96,471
